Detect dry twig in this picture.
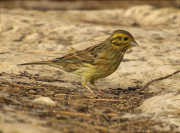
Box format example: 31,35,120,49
144,70,180,88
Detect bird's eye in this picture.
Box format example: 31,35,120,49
124,37,128,41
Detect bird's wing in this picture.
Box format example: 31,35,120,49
53,44,102,64
74,50,96,62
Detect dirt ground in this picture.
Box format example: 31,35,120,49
0,2,180,133
1,72,174,133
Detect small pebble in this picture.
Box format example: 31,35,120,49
32,97,56,107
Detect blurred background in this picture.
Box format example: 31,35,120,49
1,0,180,10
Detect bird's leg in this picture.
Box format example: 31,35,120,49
89,79,105,96
92,84,105,96
82,77,96,97
85,84,96,97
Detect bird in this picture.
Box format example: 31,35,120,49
19,30,138,96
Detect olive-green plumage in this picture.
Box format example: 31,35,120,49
19,30,138,96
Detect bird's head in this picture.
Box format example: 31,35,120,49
108,30,138,50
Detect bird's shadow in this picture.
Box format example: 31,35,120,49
106,85,144,95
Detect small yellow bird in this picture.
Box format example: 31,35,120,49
19,30,138,96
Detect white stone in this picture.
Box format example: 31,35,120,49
32,97,56,106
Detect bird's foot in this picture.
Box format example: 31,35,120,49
98,90,105,97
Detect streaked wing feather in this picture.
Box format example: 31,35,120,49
52,50,95,64
52,53,83,63
74,51,95,62
52,43,103,64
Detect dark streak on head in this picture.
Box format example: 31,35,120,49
112,30,133,38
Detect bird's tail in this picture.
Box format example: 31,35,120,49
18,61,53,66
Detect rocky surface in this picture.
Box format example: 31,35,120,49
0,5,180,133
2,0,179,10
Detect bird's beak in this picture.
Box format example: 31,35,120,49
130,40,139,46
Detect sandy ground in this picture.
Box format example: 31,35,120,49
0,5,180,132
